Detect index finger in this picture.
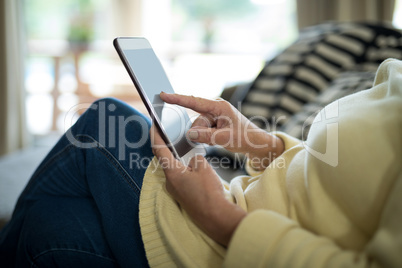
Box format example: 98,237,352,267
160,92,217,114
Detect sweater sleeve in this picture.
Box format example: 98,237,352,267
224,210,378,268
224,173,402,268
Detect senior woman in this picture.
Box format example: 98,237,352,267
0,59,401,267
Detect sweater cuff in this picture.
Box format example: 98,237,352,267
245,132,301,176
245,158,265,177
223,209,296,267
273,131,301,151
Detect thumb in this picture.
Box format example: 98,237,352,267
188,154,210,172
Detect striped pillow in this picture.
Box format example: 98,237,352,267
279,70,376,139
239,22,402,134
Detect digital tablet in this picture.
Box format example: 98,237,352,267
113,37,206,165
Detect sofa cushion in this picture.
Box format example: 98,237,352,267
239,22,402,134
279,70,376,140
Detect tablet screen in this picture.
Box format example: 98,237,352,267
116,38,193,157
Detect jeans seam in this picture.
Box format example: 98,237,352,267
75,134,142,195
31,248,117,267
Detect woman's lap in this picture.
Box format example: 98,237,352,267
0,98,153,267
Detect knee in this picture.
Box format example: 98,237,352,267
92,97,125,111
84,98,147,123
86,97,128,119
66,97,151,148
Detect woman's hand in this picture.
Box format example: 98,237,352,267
160,92,284,170
150,125,246,246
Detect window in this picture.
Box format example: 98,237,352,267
24,0,298,135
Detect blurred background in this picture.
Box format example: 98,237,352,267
21,0,298,137
0,0,401,226
1,0,401,151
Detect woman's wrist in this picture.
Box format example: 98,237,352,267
247,133,284,170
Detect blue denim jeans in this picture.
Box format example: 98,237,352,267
0,98,153,267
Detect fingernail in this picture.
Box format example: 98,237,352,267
188,130,199,140
160,91,172,100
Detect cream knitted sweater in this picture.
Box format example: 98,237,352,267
139,59,402,267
